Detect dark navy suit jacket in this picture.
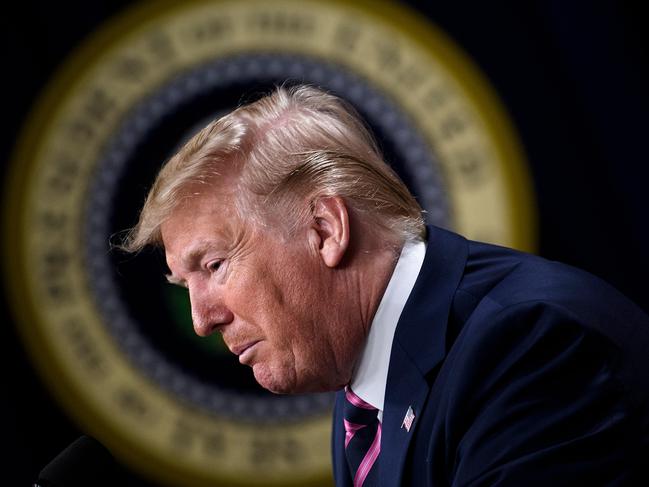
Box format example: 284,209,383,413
332,226,649,486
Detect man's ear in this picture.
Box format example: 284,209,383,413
309,196,350,268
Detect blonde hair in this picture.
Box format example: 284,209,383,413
121,84,425,251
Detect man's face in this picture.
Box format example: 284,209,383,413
161,189,361,394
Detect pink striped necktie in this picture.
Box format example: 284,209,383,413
343,387,381,487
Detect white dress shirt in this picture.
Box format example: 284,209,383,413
349,239,426,421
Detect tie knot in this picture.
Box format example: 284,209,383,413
343,387,378,428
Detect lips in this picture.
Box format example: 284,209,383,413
231,340,261,363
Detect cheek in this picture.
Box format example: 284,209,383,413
225,259,294,328
229,242,324,345
250,255,308,309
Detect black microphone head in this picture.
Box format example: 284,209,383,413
36,435,121,487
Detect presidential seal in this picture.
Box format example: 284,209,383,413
3,1,535,486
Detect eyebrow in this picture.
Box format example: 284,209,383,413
165,274,187,287
164,240,223,287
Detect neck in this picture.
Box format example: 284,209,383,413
355,245,401,336
331,230,402,378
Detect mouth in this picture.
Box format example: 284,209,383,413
232,340,261,364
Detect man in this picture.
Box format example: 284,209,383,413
122,85,649,486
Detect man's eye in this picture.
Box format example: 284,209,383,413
208,260,222,272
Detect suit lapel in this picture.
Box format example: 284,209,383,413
380,342,431,487
332,391,353,487
379,226,468,486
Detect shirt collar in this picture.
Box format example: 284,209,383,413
349,239,426,412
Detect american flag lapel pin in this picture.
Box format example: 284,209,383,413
401,405,415,432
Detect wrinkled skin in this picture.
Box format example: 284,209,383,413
161,189,394,394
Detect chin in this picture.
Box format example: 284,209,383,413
252,363,297,394
252,361,342,394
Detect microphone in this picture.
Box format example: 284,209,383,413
34,435,123,487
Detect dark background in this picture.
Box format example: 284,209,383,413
2,1,647,485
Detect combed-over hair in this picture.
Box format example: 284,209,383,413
121,84,425,252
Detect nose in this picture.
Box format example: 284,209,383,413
188,285,234,337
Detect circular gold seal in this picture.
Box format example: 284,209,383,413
3,1,536,486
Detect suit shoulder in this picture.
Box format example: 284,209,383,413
452,241,649,372
459,239,647,324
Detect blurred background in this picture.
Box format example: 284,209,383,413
1,0,647,485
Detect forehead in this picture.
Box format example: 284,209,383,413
160,189,243,254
